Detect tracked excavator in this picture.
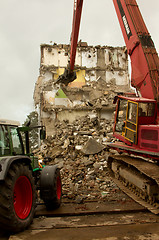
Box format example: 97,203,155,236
57,0,159,214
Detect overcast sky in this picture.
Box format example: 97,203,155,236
0,0,159,124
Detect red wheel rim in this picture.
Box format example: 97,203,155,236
14,176,33,219
56,176,61,200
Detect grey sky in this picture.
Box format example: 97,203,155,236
0,0,159,124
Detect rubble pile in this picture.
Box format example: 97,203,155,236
37,114,123,203
60,78,128,109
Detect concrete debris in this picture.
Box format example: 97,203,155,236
81,138,105,155
35,114,121,202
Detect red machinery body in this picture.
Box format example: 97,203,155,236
111,0,159,158
112,95,159,160
139,125,159,152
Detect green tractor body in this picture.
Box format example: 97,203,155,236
0,119,62,232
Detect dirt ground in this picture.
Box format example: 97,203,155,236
1,200,159,240
8,213,159,240
9,223,159,240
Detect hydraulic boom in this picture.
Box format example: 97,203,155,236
113,0,159,104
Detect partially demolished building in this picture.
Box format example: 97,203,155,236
34,43,131,136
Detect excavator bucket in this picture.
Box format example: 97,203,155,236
55,69,76,86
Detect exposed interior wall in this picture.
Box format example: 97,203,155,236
34,43,131,136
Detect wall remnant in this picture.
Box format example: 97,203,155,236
34,42,131,136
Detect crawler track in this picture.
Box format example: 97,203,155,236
108,155,159,214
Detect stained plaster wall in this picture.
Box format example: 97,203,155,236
34,43,131,136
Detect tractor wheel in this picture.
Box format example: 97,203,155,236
0,162,36,233
40,166,62,210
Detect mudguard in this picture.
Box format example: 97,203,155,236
0,156,31,181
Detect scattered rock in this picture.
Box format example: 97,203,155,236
35,114,123,202
81,138,105,155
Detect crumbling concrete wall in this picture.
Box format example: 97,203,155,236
34,42,131,136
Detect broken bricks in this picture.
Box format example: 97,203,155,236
36,114,122,203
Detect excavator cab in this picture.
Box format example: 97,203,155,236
113,96,157,147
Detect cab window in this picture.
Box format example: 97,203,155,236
138,102,155,117
115,98,127,133
0,125,10,156
10,127,23,155
127,102,137,124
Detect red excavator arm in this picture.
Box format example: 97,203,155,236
70,0,83,74
56,0,83,85
57,0,159,103
113,0,159,102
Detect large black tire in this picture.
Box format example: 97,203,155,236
40,166,62,210
0,162,36,233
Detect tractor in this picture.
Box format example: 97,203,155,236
0,119,62,232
